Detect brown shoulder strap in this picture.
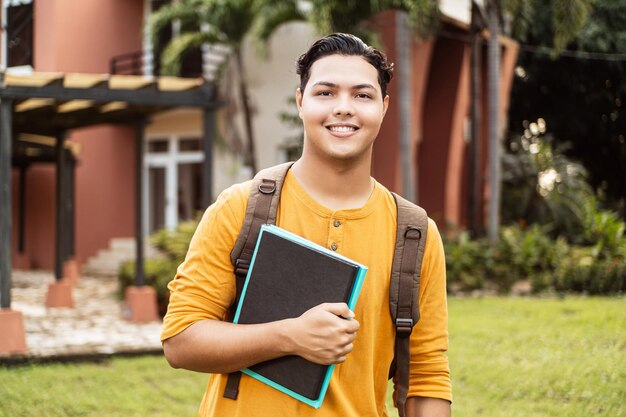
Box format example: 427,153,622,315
389,192,428,417
224,161,294,400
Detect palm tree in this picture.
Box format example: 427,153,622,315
148,0,439,187
146,0,306,173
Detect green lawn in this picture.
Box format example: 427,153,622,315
0,297,624,417
446,297,625,417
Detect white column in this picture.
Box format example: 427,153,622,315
165,137,179,230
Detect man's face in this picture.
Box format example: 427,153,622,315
296,54,389,165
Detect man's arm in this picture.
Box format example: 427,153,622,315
406,397,451,417
163,302,359,373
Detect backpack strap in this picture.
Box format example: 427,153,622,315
389,192,428,417
223,161,294,400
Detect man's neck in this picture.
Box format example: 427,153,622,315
291,156,374,211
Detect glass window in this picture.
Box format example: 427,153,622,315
149,167,166,233
178,163,204,220
148,140,169,153
6,0,34,68
179,138,201,152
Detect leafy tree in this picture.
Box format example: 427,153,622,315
146,0,306,173
506,0,626,218
475,0,595,242
305,0,439,41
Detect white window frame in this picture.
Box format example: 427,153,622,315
144,134,204,233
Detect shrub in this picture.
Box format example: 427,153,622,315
118,219,200,317
119,257,179,316
444,223,624,295
555,256,626,294
582,197,626,259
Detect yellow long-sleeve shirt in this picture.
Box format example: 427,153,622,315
161,170,451,416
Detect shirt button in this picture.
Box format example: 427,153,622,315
333,220,341,227
330,243,338,251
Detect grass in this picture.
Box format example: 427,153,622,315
445,296,625,417
1,297,624,417
0,355,207,417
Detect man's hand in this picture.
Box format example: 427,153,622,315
162,302,359,374
285,302,360,364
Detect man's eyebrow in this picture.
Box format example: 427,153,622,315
311,81,338,88
311,81,377,90
352,83,377,90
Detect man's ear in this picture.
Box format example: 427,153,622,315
296,88,303,119
382,95,390,117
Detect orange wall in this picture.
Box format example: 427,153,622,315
72,126,136,266
371,11,401,192
420,35,471,225
11,0,144,269
34,0,144,73
371,11,435,198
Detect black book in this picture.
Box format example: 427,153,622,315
232,224,368,408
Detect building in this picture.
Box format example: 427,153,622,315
2,0,517,272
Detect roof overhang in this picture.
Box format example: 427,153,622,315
0,72,219,136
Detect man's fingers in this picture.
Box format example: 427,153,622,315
320,302,354,319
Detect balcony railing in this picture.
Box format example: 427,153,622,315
110,51,144,76
110,45,228,79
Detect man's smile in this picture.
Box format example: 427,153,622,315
325,123,360,135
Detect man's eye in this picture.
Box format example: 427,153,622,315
317,90,333,96
356,93,372,99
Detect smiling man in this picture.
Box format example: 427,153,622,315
160,33,451,417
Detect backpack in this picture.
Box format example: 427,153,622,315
223,162,428,417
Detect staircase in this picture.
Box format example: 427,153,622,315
82,238,161,277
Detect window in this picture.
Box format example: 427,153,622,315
145,135,204,232
4,0,34,68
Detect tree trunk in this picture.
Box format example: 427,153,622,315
234,47,258,174
469,2,483,237
487,0,501,244
397,11,416,202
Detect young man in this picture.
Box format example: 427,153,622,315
161,33,451,416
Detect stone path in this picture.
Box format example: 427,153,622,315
3,270,163,362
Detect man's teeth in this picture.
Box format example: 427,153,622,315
329,126,356,132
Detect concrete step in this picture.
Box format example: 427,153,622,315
82,238,162,277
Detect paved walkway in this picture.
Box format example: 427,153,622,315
3,270,163,362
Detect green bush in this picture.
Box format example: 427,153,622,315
444,223,625,295
119,257,179,317
118,219,200,317
583,197,626,259
445,224,563,293
555,254,626,294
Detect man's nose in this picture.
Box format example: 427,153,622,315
333,94,354,117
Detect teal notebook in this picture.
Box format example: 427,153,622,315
232,224,368,408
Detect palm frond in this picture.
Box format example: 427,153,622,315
253,0,306,43
160,29,226,75
401,0,440,38
145,0,206,48
552,0,594,52
500,0,534,39
199,0,257,42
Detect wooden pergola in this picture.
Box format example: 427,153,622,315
0,72,220,311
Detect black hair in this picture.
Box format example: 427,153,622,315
295,33,394,98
